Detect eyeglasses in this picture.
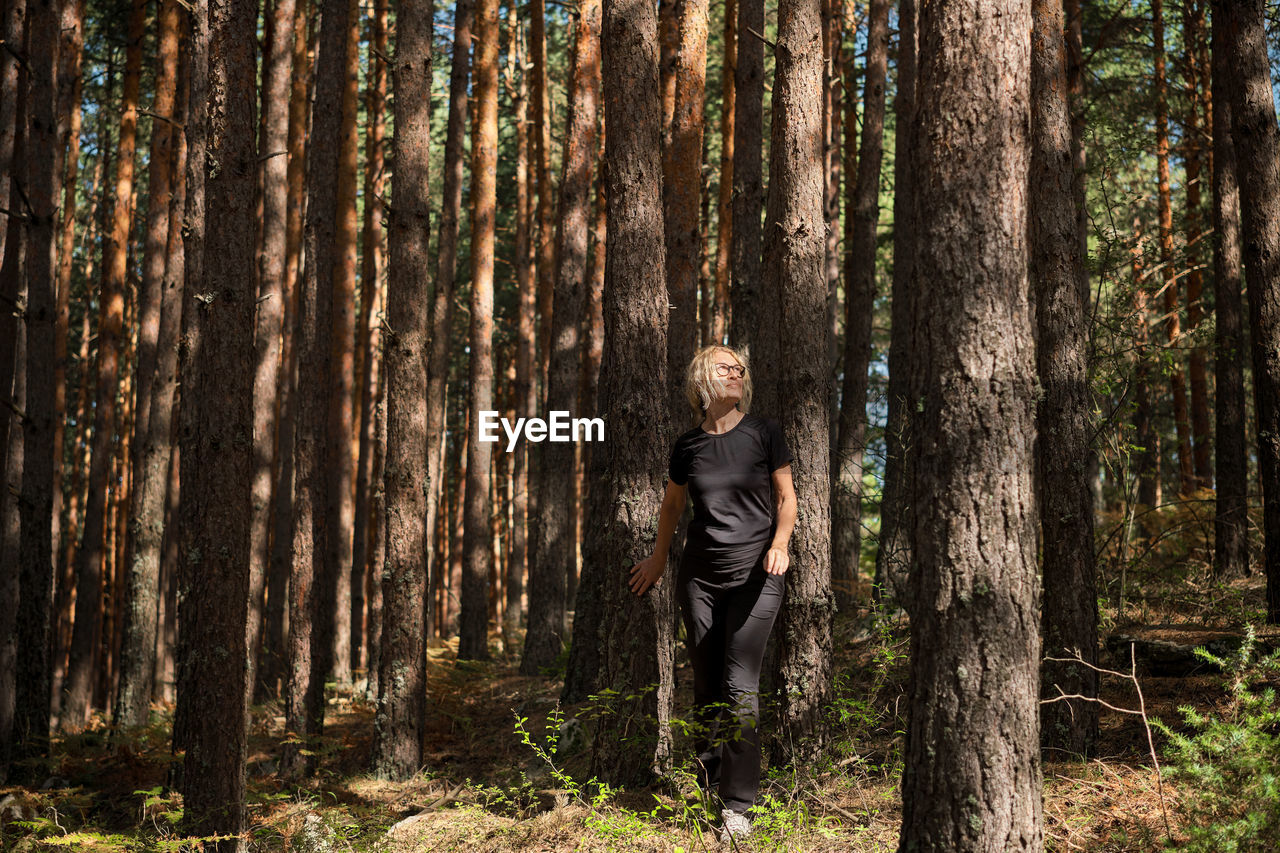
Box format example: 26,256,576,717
714,363,747,378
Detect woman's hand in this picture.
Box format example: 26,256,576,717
764,547,790,575
628,554,665,596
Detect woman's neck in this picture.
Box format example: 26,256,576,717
702,404,743,434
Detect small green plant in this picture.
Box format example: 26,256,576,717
1153,625,1280,852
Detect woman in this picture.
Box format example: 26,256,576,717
628,344,797,842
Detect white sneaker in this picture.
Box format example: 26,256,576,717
719,807,752,843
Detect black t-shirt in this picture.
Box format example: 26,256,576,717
668,413,794,582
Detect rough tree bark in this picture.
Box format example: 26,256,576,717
458,0,499,661
371,0,431,780
426,0,472,637
766,0,834,758
1216,0,1280,621
1031,0,1098,759
284,0,350,778
662,0,707,420
1210,3,1248,578
13,0,59,780
898,0,1044,849
246,0,296,704
728,0,763,361
579,0,674,786
115,0,183,729
175,0,256,843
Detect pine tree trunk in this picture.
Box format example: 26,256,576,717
14,0,60,773
710,0,734,345
1210,2,1248,578
532,0,555,401
246,0,296,704
1032,0,1098,758
873,0,915,607
1184,0,1212,488
1132,218,1160,509
766,0,834,758
176,0,256,841
1217,0,1280,621
459,0,499,661
328,0,361,688
263,0,310,701
284,0,351,778
65,2,144,729
663,0,706,419
352,0,388,681
832,0,888,611
507,2,531,642
427,0,472,638
580,0,674,785
1154,0,1194,496
115,0,183,729
728,0,763,358
522,0,600,675
372,0,431,777
51,0,85,591
899,0,1043,848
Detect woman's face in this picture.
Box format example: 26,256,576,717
710,349,745,405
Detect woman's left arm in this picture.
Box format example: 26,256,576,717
765,464,797,575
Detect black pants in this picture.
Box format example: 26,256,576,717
677,564,786,812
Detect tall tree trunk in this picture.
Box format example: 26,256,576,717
873,0,915,607
832,0,888,611
3,283,26,783
522,0,601,675
766,0,833,757
663,0,706,419
263,0,310,701
352,0,387,680
427,0,472,640
1132,219,1160,508
328,0,361,687
1154,0,1194,496
822,0,842,440
579,0,674,785
1210,2,1248,578
1184,0,1211,487
115,0,183,729
710,0,734,345
1032,0,1098,759
728,0,763,360
64,2,144,729
0,0,25,267
1216,0,1280,622
247,0,296,704
176,0,256,841
899,0,1043,848
371,0,431,778
284,0,350,778
13,0,59,777
459,0,499,661
532,0,554,402
155,67,188,707
506,2,531,643
51,0,84,596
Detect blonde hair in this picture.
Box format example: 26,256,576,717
684,345,753,424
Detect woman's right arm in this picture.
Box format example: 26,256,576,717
628,479,687,595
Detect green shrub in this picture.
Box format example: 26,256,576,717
1154,625,1280,852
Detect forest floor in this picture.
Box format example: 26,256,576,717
4,564,1280,851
